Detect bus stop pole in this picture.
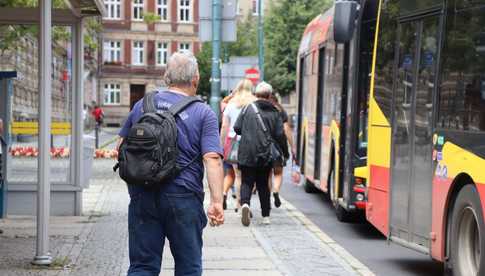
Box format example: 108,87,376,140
209,0,222,118
33,0,53,265
72,19,84,215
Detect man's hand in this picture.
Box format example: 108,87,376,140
207,202,224,226
203,152,225,227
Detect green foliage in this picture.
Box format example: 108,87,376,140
143,12,161,24
84,18,102,52
0,1,103,54
0,0,66,8
196,15,259,98
264,0,332,96
195,42,213,99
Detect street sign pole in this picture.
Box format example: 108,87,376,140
258,0,264,81
210,0,223,118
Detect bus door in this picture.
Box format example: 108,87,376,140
314,47,325,181
390,15,441,250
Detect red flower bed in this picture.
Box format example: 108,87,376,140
9,146,118,159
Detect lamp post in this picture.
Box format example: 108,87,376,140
258,0,264,81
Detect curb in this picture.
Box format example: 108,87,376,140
281,197,376,276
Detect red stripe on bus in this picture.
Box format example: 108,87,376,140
367,165,390,236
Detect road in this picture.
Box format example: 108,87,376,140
280,175,444,276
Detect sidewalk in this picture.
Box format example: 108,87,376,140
0,159,374,276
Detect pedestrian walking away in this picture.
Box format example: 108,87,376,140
220,79,256,212
234,82,289,226
268,94,295,208
220,92,236,210
116,50,225,276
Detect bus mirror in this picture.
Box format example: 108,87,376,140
334,1,359,43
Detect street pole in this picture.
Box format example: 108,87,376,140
33,0,53,265
258,0,264,81
210,0,223,119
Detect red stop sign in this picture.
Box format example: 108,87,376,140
245,68,260,85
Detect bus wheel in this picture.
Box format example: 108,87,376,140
329,168,352,222
304,179,319,194
450,185,485,276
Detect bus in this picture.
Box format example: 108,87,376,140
295,4,373,221
296,0,485,274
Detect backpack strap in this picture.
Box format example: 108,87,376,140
168,96,203,116
143,91,157,113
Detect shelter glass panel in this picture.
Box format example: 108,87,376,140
0,24,74,186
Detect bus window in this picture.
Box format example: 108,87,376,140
374,2,398,123
355,21,374,157
400,0,442,15
438,6,485,132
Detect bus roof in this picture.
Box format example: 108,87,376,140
298,7,333,56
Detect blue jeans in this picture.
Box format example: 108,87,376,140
127,183,207,276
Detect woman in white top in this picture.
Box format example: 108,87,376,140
220,79,256,211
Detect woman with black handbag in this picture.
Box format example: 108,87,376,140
234,82,289,226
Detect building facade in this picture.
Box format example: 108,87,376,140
100,0,201,126
237,0,272,19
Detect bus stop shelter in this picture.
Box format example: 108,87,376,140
0,0,103,265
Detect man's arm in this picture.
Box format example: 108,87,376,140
204,152,224,226
204,153,224,204
200,107,225,226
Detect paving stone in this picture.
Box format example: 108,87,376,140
0,158,362,276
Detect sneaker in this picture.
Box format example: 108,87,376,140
273,193,281,208
262,217,270,225
241,204,251,227
223,195,227,210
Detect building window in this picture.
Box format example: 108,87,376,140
104,0,121,19
132,41,144,65
179,0,191,22
252,0,258,15
179,42,190,51
104,84,121,105
157,0,168,21
156,42,169,66
133,0,144,21
103,40,122,63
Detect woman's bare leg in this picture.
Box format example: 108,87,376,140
272,166,283,208
233,164,242,211
223,165,235,210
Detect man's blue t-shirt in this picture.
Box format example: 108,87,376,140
119,90,222,196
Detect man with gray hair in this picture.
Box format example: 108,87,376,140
118,50,225,275
234,81,289,226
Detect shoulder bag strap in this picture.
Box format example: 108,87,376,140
168,96,203,116
250,103,268,133
143,91,157,113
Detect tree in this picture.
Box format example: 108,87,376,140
196,15,258,99
0,0,102,55
264,0,332,96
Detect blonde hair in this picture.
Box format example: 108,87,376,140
229,79,256,108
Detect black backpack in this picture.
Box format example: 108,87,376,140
115,91,202,187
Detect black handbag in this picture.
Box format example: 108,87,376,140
250,103,284,167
